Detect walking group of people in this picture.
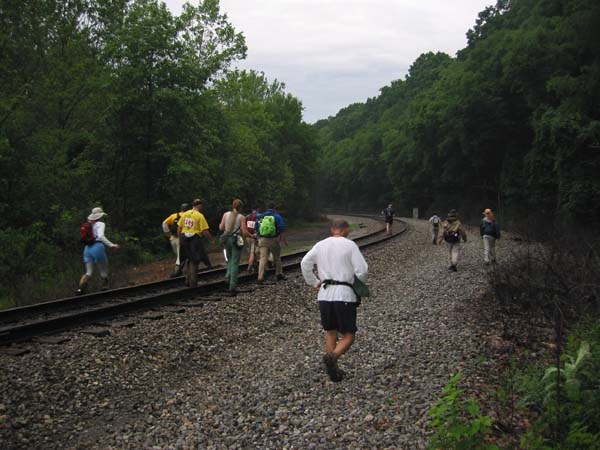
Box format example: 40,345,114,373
163,199,288,295
76,201,499,384
429,207,500,272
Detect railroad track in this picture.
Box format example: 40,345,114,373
0,215,407,346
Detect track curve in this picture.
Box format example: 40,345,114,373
0,215,406,345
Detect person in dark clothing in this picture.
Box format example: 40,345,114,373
382,204,394,235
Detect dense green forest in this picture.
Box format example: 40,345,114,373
0,0,317,302
314,0,600,225
3,0,600,302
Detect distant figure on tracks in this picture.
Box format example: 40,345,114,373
300,219,369,382
480,208,500,265
428,212,441,245
382,203,394,235
219,199,249,296
162,203,189,277
257,203,288,282
438,209,467,272
178,199,213,287
77,207,120,295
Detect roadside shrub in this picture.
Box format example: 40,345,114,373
519,321,600,449
427,371,499,450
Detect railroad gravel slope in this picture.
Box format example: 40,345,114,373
0,218,498,450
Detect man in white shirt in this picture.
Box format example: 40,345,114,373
300,219,368,382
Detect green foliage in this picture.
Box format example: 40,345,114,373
314,0,600,223
427,371,499,450
0,0,317,304
518,322,600,449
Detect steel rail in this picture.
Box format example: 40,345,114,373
0,215,406,345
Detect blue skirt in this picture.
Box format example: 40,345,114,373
83,242,108,263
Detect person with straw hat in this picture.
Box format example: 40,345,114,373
76,207,120,295
438,209,467,272
480,208,500,265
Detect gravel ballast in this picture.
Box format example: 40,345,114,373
1,218,502,449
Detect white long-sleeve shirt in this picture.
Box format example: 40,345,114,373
300,236,368,303
93,221,115,247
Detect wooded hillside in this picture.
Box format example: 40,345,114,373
314,0,600,224
0,0,318,302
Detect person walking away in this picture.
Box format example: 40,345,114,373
162,203,189,277
382,204,394,235
77,207,120,295
245,206,260,274
300,219,368,382
480,208,500,265
219,199,249,295
257,203,288,282
438,209,467,272
428,212,441,245
178,199,213,287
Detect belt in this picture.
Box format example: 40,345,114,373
322,279,353,289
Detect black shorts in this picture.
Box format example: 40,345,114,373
319,301,357,334
180,235,210,264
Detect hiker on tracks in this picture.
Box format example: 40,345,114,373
162,203,189,278
245,206,260,274
428,212,441,245
300,218,369,382
480,208,500,265
438,209,467,272
256,203,288,282
219,199,249,296
77,207,120,295
178,199,213,287
382,203,394,235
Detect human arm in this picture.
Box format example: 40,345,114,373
460,224,467,243
240,216,249,237
95,222,119,249
300,244,321,288
351,243,368,283
276,214,288,246
218,213,226,232
495,222,501,239
279,230,288,246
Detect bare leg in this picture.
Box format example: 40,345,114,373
333,333,355,358
325,331,356,358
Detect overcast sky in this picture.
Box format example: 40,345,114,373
165,0,493,123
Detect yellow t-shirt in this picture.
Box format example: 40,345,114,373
178,209,209,236
163,212,181,239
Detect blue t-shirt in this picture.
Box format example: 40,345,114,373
257,209,285,236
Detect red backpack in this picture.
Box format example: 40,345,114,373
80,222,95,245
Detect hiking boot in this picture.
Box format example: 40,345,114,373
323,353,342,382
170,265,182,278
77,274,89,296
448,265,457,272
224,288,237,297
101,278,110,291
276,274,286,281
